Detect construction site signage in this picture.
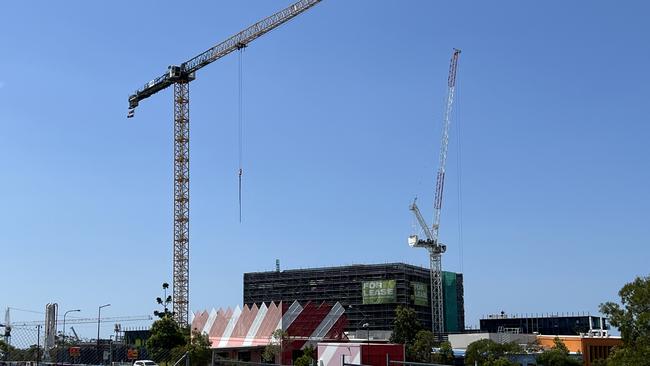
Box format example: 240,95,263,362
127,349,139,360
362,280,396,304
69,347,81,358
412,282,428,306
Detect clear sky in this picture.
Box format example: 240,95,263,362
1,0,649,341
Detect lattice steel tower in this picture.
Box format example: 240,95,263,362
173,79,192,325
408,49,461,340
127,0,322,326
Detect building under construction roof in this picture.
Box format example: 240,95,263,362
243,263,464,334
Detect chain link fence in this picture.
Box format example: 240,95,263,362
1,326,182,366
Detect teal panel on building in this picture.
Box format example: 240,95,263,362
442,271,463,333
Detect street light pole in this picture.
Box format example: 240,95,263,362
97,304,110,364
362,323,370,363
63,309,81,345
36,324,41,366
97,304,110,343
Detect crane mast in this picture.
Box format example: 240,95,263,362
127,0,322,326
408,49,460,340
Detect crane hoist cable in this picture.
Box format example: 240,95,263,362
237,46,245,223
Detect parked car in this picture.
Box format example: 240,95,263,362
134,360,159,366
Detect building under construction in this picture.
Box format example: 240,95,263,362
243,263,464,335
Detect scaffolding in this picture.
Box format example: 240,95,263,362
243,263,464,334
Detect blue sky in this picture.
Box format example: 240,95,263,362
1,0,649,339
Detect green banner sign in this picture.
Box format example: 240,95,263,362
362,280,396,304
412,282,428,306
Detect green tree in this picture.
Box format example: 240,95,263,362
464,339,520,366
591,359,608,366
490,358,516,366
294,345,315,366
6,344,40,362
389,306,422,345
262,329,289,363
147,284,186,364
409,330,436,362
600,275,650,366
147,316,186,363
0,339,11,360
431,340,454,365
185,330,212,366
535,337,581,366
154,282,175,319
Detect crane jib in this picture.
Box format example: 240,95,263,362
128,0,322,113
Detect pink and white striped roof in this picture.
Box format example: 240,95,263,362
191,301,347,349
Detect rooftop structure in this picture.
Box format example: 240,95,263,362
480,312,609,336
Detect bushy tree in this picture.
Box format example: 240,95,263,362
535,337,581,366
464,339,520,366
5,345,41,362
431,341,454,365
294,345,315,366
185,330,212,366
147,316,186,363
591,359,608,366
409,330,436,362
147,283,186,364
0,339,11,360
262,329,289,363
389,306,422,345
599,275,650,365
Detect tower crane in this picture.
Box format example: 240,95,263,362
127,0,322,326
408,49,461,340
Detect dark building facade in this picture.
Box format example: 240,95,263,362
243,263,465,333
480,313,609,335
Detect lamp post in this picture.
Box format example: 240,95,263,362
97,304,110,365
347,305,369,336
36,324,41,366
62,309,81,345
97,304,111,343
348,305,371,362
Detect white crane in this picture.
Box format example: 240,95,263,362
409,49,460,340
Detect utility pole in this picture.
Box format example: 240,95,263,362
36,324,41,366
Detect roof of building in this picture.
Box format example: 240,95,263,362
191,301,348,349
245,262,460,276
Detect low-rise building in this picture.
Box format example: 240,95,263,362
537,334,622,366
480,312,608,336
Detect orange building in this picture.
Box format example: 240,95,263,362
537,335,622,366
